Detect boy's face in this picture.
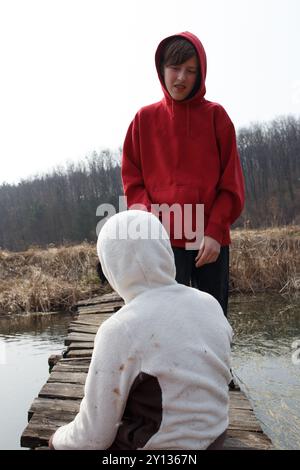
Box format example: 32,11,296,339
163,55,198,101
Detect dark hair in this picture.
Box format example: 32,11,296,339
162,37,198,68
160,37,201,99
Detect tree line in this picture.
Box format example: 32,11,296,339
0,115,299,251
0,150,122,251
237,115,300,228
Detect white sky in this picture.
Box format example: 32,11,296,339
0,0,299,185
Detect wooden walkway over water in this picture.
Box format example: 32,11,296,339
21,292,274,450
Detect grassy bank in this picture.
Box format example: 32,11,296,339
230,225,300,294
0,242,108,315
0,226,299,314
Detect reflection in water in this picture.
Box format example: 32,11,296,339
230,294,300,450
0,312,71,342
0,312,72,450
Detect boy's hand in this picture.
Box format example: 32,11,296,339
195,236,221,268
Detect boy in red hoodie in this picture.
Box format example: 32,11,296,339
122,31,245,317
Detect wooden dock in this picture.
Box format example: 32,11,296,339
20,292,274,450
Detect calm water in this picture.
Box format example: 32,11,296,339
230,294,300,450
0,312,72,450
0,294,299,450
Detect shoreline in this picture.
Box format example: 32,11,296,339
0,225,299,315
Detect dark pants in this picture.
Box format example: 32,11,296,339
172,246,229,317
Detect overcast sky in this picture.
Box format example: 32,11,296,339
0,0,299,185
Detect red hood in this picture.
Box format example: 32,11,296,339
122,31,245,248
155,31,207,105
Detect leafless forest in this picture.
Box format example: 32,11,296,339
0,115,299,252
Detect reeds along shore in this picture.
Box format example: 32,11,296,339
0,226,299,315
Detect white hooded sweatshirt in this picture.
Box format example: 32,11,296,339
52,210,232,450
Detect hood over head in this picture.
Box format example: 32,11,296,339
97,210,176,303
155,31,207,104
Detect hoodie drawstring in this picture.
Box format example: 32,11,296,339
168,100,191,135
187,104,190,137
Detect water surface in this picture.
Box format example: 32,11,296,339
230,294,300,450
0,312,71,450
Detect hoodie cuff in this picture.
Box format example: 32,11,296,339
204,222,225,245
51,426,66,450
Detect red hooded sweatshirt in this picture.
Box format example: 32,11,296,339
122,31,245,247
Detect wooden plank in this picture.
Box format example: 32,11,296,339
77,304,122,315
39,382,84,400
68,324,99,334
229,393,253,411
28,398,80,420
30,408,78,421
97,293,123,302
67,342,94,351
48,371,87,385
52,364,90,373
65,349,93,358
75,314,111,326
58,357,91,364
81,300,122,309
76,293,122,306
73,313,112,323
224,429,274,450
78,300,122,309
228,408,262,432
77,306,112,314
21,413,73,448
77,296,106,306
65,333,95,345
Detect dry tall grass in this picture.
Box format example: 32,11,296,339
0,242,108,314
0,226,299,314
230,225,300,294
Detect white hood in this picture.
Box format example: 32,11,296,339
97,210,176,303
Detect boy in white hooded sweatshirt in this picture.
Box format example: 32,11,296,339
50,210,232,450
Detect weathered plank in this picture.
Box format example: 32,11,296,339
74,314,111,326
28,398,80,420
21,413,73,448
58,357,91,364
76,293,122,306
39,382,84,400
68,324,99,334
76,296,106,306
48,371,87,385
229,391,250,404
224,429,274,450
228,408,262,432
52,364,89,373
67,342,94,351
77,303,122,314
228,394,253,411
64,332,95,345
65,349,93,358
79,300,122,309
